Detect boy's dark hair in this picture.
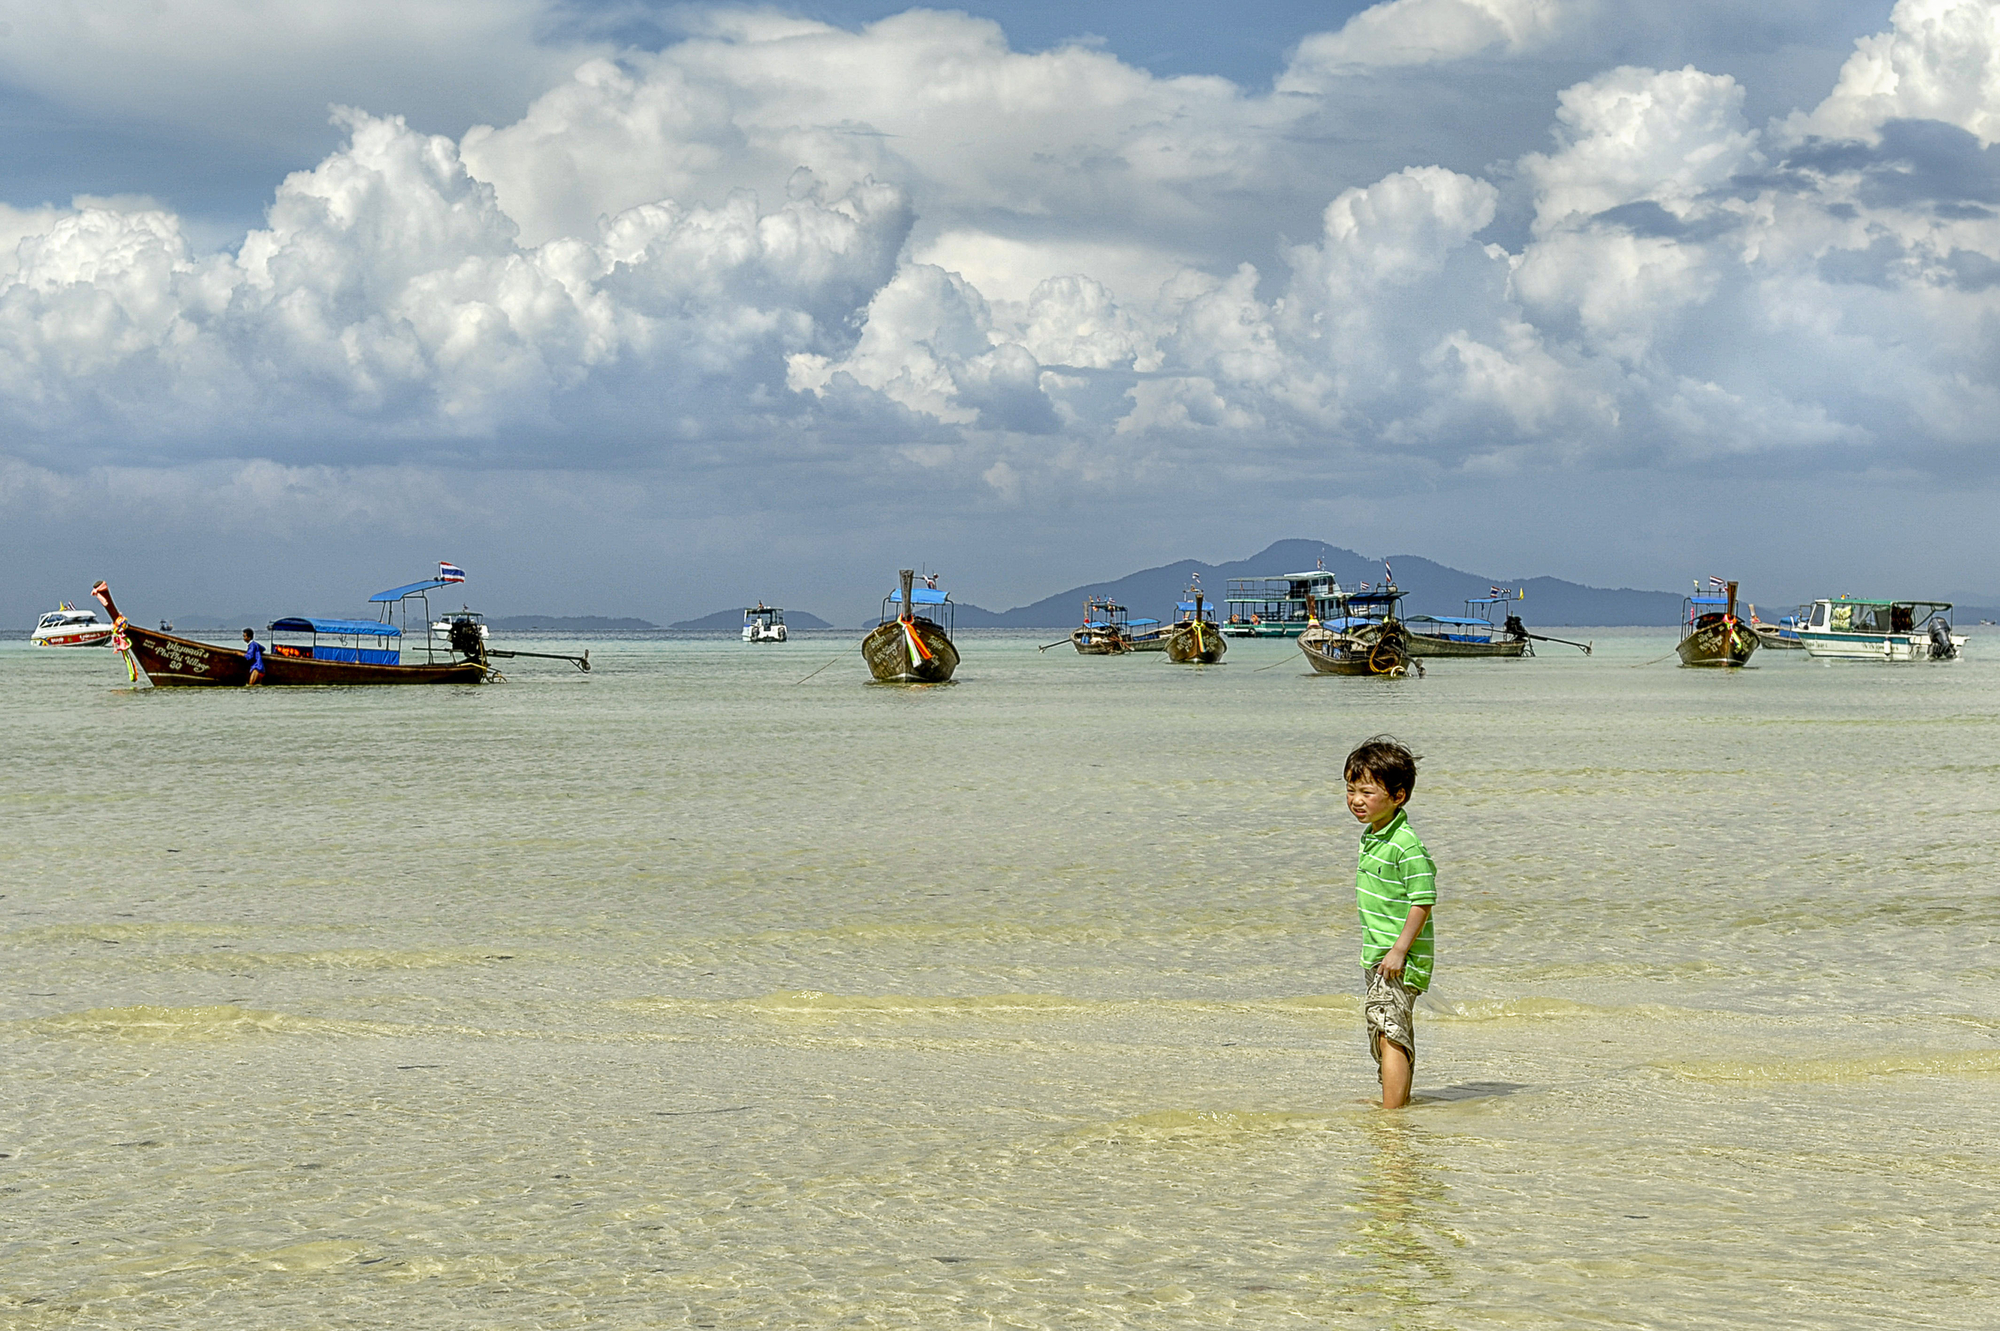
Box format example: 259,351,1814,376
1344,735,1420,799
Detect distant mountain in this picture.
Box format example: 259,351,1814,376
490,614,659,631
670,607,833,630
959,539,1693,627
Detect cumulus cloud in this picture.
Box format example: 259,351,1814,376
2,0,2000,520
1792,0,2000,145
1282,0,1569,84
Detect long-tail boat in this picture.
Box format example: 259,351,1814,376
1164,583,1225,663
1300,616,1418,677
1676,580,1759,667
1407,593,1531,658
92,581,489,686
1070,597,1132,654
862,570,959,683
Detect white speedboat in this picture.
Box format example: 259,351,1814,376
742,605,787,642
1798,598,1965,661
431,608,488,644
31,604,115,647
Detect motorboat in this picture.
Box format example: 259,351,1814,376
1164,582,1225,663
1070,597,1131,654
1222,561,1342,637
1798,597,1964,661
31,604,115,647
1748,605,1808,650
432,608,488,644
743,605,788,642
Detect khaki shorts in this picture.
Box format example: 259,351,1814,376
1363,965,1418,1067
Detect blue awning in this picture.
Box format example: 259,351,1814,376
889,587,949,604
1414,616,1496,627
370,578,453,602
1128,617,1161,626
270,616,402,637
1689,596,1728,606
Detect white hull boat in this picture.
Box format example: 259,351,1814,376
1798,598,1965,661
32,605,115,647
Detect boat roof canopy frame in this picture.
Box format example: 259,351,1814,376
370,578,454,603
888,587,951,605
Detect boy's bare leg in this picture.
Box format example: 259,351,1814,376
1378,1040,1413,1109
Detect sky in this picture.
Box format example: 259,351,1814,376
3,0,1998,625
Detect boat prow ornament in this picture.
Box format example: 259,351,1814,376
862,568,959,683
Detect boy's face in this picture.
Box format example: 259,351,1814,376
1346,773,1407,830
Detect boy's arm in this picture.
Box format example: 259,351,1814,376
1375,904,1431,983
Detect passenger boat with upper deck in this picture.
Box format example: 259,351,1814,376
862,570,959,683
31,603,115,647
1223,563,1342,637
1798,597,1963,661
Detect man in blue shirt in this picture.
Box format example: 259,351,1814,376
242,628,267,685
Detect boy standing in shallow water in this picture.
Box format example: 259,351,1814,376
1346,736,1435,1109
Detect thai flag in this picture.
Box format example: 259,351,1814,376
1490,585,1502,597
1709,575,1726,589
1383,561,1394,585
439,562,467,583
1358,580,1372,591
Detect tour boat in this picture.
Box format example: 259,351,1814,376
31,603,115,647
1222,563,1343,637
1407,594,1531,658
1676,581,1758,667
862,570,958,683
1070,597,1132,654
743,605,788,642
1164,584,1225,663
1798,597,1963,661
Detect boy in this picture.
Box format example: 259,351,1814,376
1345,735,1435,1109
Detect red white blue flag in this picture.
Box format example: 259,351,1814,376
1358,580,1372,591
1709,575,1726,589
1490,585,1503,597
440,562,466,583
1383,561,1394,585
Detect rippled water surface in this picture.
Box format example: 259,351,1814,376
5,630,1997,1328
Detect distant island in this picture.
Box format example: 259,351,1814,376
670,608,834,631
946,539,1715,628
490,614,659,631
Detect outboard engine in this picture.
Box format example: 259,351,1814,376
1929,618,1957,660
1503,614,1528,641
448,616,487,663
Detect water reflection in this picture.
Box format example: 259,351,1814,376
1346,1117,1456,1327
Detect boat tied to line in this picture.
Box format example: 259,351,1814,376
1164,580,1225,663
1748,604,1808,651
1797,597,1964,662
1296,580,1419,677
1676,580,1758,667
90,565,589,687
862,569,959,683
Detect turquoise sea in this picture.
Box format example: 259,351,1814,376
4,630,1997,1328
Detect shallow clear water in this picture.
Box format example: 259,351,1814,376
4,630,1997,1328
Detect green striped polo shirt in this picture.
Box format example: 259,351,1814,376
1356,808,1437,992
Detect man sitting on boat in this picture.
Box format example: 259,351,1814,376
242,629,267,686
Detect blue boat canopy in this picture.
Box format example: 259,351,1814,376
1688,596,1729,606
370,578,454,602
888,587,950,605
1414,615,1498,627
269,616,402,637
1129,617,1161,627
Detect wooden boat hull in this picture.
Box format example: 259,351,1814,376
1127,633,1167,652
1300,625,1415,676
120,624,488,686
1677,619,1759,667
1407,634,1528,658
862,616,959,683
1071,628,1129,655
1165,621,1226,663
1752,628,1804,650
